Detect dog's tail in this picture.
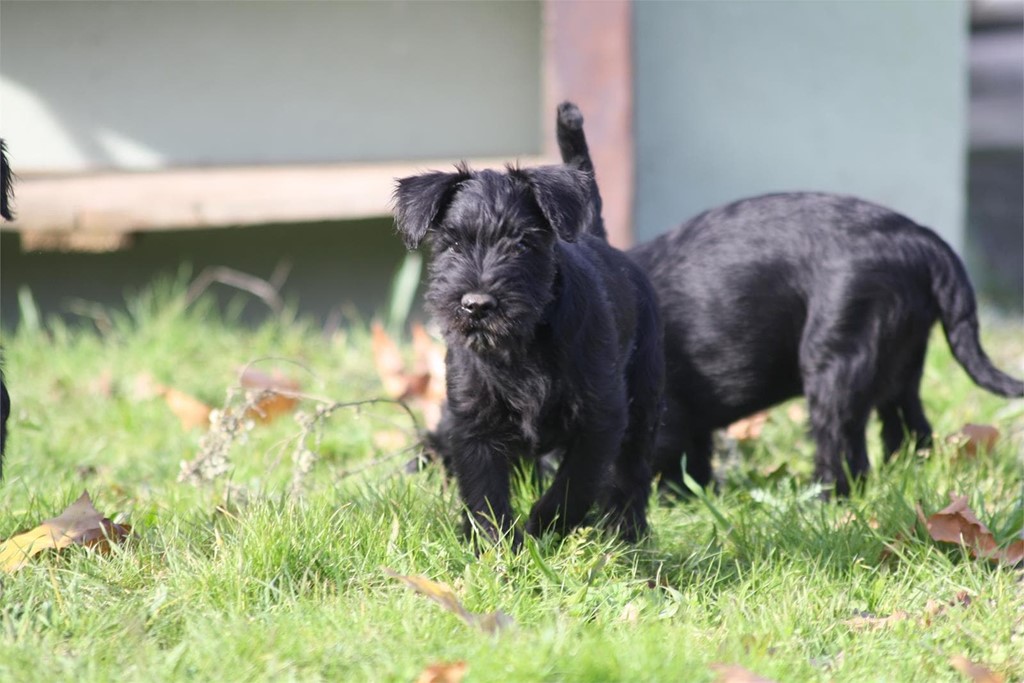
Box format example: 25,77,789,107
556,102,606,239
926,233,1024,397
1,138,13,221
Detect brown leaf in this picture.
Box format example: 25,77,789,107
785,402,807,423
835,509,879,530
709,663,779,683
130,371,163,400
371,321,411,399
843,610,911,631
410,322,447,429
372,429,412,452
160,386,212,430
948,424,1000,457
416,662,468,683
384,568,513,634
0,491,131,573
949,655,1004,683
924,591,973,620
924,494,1024,566
87,369,115,398
239,367,301,423
726,411,769,441
371,321,448,430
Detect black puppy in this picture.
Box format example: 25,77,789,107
556,103,1023,496
393,162,663,545
1,137,13,478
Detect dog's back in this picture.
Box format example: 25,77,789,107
632,191,1022,493
632,192,1021,420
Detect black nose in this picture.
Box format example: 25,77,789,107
460,292,497,318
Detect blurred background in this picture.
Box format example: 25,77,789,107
1,0,1021,329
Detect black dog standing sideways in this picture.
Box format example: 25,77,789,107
393,161,664,546
557,102,1023,497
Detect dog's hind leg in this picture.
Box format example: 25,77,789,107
879,392,933,456
801,315,876,496
604,357,663,540
806,380,872,496
878,345,933,460
651,395,713,498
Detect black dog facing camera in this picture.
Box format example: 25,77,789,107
393,162,664,546
556,102,1024,497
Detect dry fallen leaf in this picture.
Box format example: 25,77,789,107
372,429,412,452
411,322,447,429
785,402,807,423
709,663,779,683
835,509,880,530
923,591,973,624
0,491,131,573
160,386,213,430
239,367,301,423
416,662,468,683
87,369,115,399
949,655,1004,683
384,568,513,634
727,411,769,441
947,424,1001,458
920,494,1024,566
372,321,415,398
371,321,447,429
843,610,911,631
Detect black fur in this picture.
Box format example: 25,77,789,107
0,373,8,478
556,102,1023,497
1,138,11,478
394,162,664,545
1,138,13,221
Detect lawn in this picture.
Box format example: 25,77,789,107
1,277,1022,683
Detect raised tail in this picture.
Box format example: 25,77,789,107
556,102,606,239
927,233,1024,397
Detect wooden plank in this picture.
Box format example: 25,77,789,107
3,155,554,251
543,0,635,248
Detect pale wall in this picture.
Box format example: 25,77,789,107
0,1,542,171
633,1,968,249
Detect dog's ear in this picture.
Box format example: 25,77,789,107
392,166,470,250
517,165,594,242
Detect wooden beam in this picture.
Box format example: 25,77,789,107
3,155,554,251
543,0,635,248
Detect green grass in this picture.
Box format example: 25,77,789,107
1,278,1022,683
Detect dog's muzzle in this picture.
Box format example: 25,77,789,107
460,292,497,319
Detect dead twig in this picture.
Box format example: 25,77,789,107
185,266,285,314
178,370,425,495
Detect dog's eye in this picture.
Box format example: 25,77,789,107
513,241,529,255
447,241,462,254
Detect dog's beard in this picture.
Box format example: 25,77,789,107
427,291,550,357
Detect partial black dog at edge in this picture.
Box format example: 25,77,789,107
1,137,14,478
557,101,1023,497
393,156,664,547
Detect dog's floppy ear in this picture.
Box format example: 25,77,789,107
516,165,594,242
392,165,470,250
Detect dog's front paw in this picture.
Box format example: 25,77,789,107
609,512,649,544
526,494,568,537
